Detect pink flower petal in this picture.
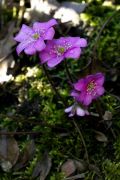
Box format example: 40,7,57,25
43,27,55,40
40,50,56,63
74,79,85,91
47,56,64,68
71,91,79,98
79,38,87,47
16,40,33,55
14,24,33,42
96,86,105,96
83,94,92,106
65,48,81,59
69,113,74,117
78,92,86,103
65,37,87,48
40,51,50,63
96,73,105,86
34,38,46,51
76,107,85,116
65,105,73,113
24,44,36,55
33,19,57,32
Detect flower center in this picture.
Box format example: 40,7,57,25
57,47,65,54
33,33,39,40
87,81,96,94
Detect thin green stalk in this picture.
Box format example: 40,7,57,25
64,59,90,164
42,64,67,106
64,59,74,84
73,119,89,164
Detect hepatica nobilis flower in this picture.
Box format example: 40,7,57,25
14,19,57,55
71,73,105,106
40,37,87,67
65,103,89,117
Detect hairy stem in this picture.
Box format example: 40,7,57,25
42,64,67,106
64,59,74,84
73,119,89,164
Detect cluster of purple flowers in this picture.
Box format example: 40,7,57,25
14,19,105,117
14,19,87,67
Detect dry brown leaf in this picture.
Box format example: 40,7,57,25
94,130,108,142
13,140,35,171
61,159,76,177
74,159,88,172
65,173,85,180
103,111,112,121
32,151,52,180
0,131,19,172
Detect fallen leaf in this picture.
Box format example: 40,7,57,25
74,159,88,172
103,111,112,121
65,173,85,180
13,140,35,171
32,151,52,180
0,130,19,172
94,130,108,142
61,159,76,177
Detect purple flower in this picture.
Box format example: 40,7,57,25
39,37,87,67
65,103,89,117
71,73,105,106
14,19,57,55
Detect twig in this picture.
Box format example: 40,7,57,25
0,131,41,135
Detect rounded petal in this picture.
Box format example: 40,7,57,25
16,40,33,55
79,38,87,47
47,19,58,27
33,19,57,31
16,43,25,55
43,27,55,40
65,105,73,113
74,79,85,91
78,92,86,103
40,50,56,63
65,48,81,59
40,51,50,63
34,38,46,51
69,113,74,117
96,86,105,96
14,24,33,42
24,44,36,55
65,37,87,48
71,91,80,98
83,94,92,106
95,73,105,86
76,107,85,116
47,56,64,68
